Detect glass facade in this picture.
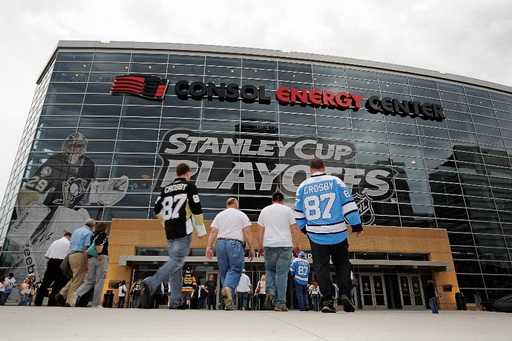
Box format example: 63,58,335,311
1,42,511,302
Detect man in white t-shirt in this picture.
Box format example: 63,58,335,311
257,192,301,311
205,197,255,311
34,232,71,306
236,269,252,310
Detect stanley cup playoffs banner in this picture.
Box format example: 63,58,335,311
155,128,407,224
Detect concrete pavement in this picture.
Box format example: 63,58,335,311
0,306,509,340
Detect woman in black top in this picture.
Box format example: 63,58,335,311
425,280,439,314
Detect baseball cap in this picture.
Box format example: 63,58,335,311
299,251,306,257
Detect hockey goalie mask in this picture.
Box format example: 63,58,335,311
62,132,88,164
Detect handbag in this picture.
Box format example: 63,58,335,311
86,240,98,257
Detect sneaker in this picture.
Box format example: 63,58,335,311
140,280,152,309
176,303,189,310
274,305,288,312
321,300,337,313
54,293,66,307
263,292,275,310
221,287,234,310
92,305,103,308
340,294,355,313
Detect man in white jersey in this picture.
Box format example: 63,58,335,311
257,192,301,311
295,158,363,313
206,198,255,310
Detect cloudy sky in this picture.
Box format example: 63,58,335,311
0,0,511,201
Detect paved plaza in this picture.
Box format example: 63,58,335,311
0,306,508,340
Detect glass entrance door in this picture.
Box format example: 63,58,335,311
359,273,387,309
398,275,424,309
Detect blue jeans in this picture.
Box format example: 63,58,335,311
294,282,309,311
237,292,249,310
264,247,292,307
133,295,141,308
145,234,191,308
19,294,30,306
216,239,244,296
429,297,439,313
311,294,320,311
0,291,11,305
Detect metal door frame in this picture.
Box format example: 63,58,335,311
359,273,387,310
398,274,425,310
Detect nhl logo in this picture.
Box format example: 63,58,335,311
353,192,375,226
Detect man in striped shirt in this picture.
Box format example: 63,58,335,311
295,158,363,313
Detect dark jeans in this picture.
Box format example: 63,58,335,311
207,292,216,310
237,292,249,310
34,258,68,306
429,297,439,313
118,296,125,308
294,282,309,311
310,238,352,303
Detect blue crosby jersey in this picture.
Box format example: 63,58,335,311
289,258,310,285
295,172,362,245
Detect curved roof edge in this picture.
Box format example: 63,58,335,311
39,40,512,95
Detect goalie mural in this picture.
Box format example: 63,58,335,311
4,132,128,282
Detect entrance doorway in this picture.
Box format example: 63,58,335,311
359,273,387,309
398,275,424,309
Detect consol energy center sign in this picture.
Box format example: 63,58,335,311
174,80,445,122
111,76,445,121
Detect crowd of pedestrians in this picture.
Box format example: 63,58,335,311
2,158,363,313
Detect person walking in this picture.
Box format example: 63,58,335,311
73,221,109,308
198,285,208,310
290,251,311,311
34,232,71,306
18,277,32,306
131,279,142,308
205,274,217,310
309,281,321,311
140,163,206,309
257,192,301,311
55,218,95,306
254,275,266,310
425,280,439,314
118,280,127,308
0,273,16,305
181,267,197,309
295,158,363,313
205,197,255,311
236,269,252,310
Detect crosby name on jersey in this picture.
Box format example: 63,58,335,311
154,177,205,240
295,172,362,245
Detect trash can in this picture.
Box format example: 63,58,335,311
455,292,467,311
103,290,114,308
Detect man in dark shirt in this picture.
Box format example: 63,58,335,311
140,163,206,309
205,274,218,310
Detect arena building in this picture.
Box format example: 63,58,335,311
1,40,511,310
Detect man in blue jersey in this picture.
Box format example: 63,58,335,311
295,158,363,313
289,251,310,311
